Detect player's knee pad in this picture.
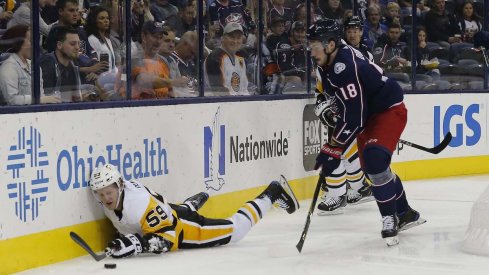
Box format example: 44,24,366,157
367,168,396,187
368,168,397,202
362,145,392,175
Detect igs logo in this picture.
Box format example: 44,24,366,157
434,104,481,147
204,107,226,191
6,127,49,222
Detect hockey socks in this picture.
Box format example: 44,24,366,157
229,198,271,242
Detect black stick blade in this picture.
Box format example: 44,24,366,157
70,231,107,261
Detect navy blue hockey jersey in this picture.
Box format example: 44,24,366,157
315,45,404,147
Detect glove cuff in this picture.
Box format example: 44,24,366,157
320,144,343,159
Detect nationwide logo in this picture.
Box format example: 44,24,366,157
7,127,49,222
204,107,291,190
204,107,226,191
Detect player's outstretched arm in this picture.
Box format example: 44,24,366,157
106,233,172,258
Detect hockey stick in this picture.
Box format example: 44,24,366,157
399,132,452,154
296,172,326,253
70,231,109,261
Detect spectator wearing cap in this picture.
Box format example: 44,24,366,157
150,0,179,23
119,21,173,99
344,15,374,61
271,20,307,87
267,0,293,32
204,22,249,96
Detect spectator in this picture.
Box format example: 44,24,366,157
265,16,289,55
405,26,440,79
455,0,482,43
157,26,191,95
45,0,104,84
424,0,460,49
344,15,374,61
167,1,197,37
373,23,409,73
383,1,401,26
123,21,173,99
8,0,56,37
0,0,14,29
205,22,249,96
150,0,179,23
208,0,252,33
171,31,197,82
40,26,91,102
363,4,386,48
0,25,61,105
319,0,344,26
267,0,293,32
86,6,116,73
274,21,307,85
131,0,154,46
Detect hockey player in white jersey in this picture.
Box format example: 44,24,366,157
89,164,299,258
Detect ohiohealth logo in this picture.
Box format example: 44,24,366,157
203,107,225,191
6,127,49,222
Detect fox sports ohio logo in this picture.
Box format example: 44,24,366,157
6,126,50,222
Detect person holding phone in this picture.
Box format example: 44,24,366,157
86,6,115,73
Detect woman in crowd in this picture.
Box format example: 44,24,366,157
0,25,60,105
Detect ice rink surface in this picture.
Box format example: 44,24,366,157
15,175,489,275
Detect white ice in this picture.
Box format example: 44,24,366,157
15,175,489,275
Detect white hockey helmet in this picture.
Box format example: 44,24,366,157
90,164,123,191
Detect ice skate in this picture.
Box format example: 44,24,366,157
258,176,299,214
183,192,209,211
398,207,426,232
317,193,347,215
381,214,399,246
347,184,374,205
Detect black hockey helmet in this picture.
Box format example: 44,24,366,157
307,18,343,46
344,16,363,30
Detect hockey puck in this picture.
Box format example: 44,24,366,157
104,263,117,269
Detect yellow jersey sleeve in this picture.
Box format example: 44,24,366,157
139,196,181,251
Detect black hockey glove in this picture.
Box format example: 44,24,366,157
314,93,337,128
107,233,144,258
314,143,343,176
142,233,171,254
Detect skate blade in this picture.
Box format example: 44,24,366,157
348,196,375,206
317,208,345,216
399,217,427,232
384,236,399,246
279,175,300,211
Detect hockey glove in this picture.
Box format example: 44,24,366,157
314,143,343,176
142,233,171,254
107,233,144,258
314,93,337,128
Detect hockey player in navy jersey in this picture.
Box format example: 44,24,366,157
308,18,425,246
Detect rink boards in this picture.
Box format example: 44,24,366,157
0,93,487,274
